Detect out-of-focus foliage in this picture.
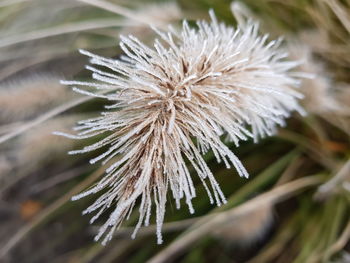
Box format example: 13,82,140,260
0,0,349,262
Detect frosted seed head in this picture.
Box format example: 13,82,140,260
57,10,305,245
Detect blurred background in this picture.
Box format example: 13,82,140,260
0,0,349,262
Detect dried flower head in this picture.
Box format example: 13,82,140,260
288,42,342,114
17,116,80,166
56,11,304,244
0,74,73,123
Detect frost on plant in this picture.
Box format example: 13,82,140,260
56,11,305,245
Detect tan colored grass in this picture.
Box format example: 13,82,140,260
288,42,343,114
16,116,80,165
212,203,273,244
0,74,74,123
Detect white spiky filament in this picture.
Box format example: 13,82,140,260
57,11,304,245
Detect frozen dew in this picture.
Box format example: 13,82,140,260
57,10,304,244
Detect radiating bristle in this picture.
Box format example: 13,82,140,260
58,11,305,244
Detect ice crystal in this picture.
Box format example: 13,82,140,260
56,11,304,244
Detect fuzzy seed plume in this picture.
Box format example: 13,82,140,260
57,10,305,244
0,74,73,123
288,42,343,114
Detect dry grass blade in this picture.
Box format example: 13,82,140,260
0,96,89,144
323,0,350,34
315,159,350,200
0,75,73,122
0,116,82,195
275,156,304,186
0,57,50,80
324,219,350,260
248,216,297,263
0,0,33,8
30,165,90,193
0,88,116,145
278,130,339,170
0,19,127,48
147,175,324,263
77,0,153,26
0,166,106,258
0,122,23,135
